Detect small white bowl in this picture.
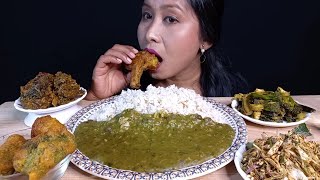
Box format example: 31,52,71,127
14,88,87,127
234,144,250,180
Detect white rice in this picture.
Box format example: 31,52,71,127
91,85,225,124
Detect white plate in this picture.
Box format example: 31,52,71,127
234,144,250,180
231,100,312,127
66,97,248,180
14,87,87,114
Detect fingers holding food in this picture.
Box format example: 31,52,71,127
125,50,159,89
89,45,140,100
99,44,138,65
111,44,139,59
0,134,26,175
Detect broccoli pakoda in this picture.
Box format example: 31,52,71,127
13,116,76,180
0,134,26,175
126,50,159,89
20,71,84,109
31,115,70,138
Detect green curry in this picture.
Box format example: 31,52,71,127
75,109,234,172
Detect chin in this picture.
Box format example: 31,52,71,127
150,72,166,80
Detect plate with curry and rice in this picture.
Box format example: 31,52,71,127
66,85,247,180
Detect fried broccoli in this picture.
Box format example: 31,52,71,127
0,134,26,175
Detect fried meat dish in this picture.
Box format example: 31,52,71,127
13,116,76,180
0,134,26,175
20,71,84,109
126,50,159,89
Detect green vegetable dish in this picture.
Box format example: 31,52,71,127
75,109,235,172
233,87,315,122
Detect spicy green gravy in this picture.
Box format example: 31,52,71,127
75,109,234,172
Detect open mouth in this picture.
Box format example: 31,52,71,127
145,48,163,62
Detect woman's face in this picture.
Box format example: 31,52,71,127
137,0,202,81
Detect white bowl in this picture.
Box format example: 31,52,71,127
14,88,87,126
234,144,250,180
0,129,71,180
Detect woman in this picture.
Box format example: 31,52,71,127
86,0,248,100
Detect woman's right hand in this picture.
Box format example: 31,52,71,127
86,44,139,100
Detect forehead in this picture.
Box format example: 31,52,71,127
143,0,193,12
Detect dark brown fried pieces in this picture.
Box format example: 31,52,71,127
0,134,26,175
20,71,84,109
20,72,55,109
13,115,76,180
126,50,159,89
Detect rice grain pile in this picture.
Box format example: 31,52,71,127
92,85,226,124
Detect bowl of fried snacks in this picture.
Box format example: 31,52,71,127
14,71,87,126
234,123,320,180
232,87,315,127
0,115,76,180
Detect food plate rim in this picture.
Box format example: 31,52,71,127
66,96,247,180
13,87,87,114
231,99,312,127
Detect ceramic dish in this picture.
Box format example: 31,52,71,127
14,88,87,114
231,100,312,127
0,128,71,180
66,97,247,180
234,144,250,180
13,88,87,126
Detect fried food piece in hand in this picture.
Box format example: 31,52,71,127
126,50,159,89
0,134,26,175
20,72,56,109
31,115,67,138
13,119,76,180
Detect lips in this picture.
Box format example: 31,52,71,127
144,48,163,62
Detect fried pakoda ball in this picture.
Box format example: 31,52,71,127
31,115,68,138
13,116,76,180
0,134,26,175
19,71,84,109
126,50,159,89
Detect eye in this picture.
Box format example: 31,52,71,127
142,12,152,20
164,16,178,24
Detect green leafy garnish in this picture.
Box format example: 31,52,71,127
292,123,312,137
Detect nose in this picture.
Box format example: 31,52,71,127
146,20,161,43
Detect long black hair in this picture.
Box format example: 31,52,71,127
139,0,248,96
188,0,249,97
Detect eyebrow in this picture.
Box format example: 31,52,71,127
143,2,185,13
